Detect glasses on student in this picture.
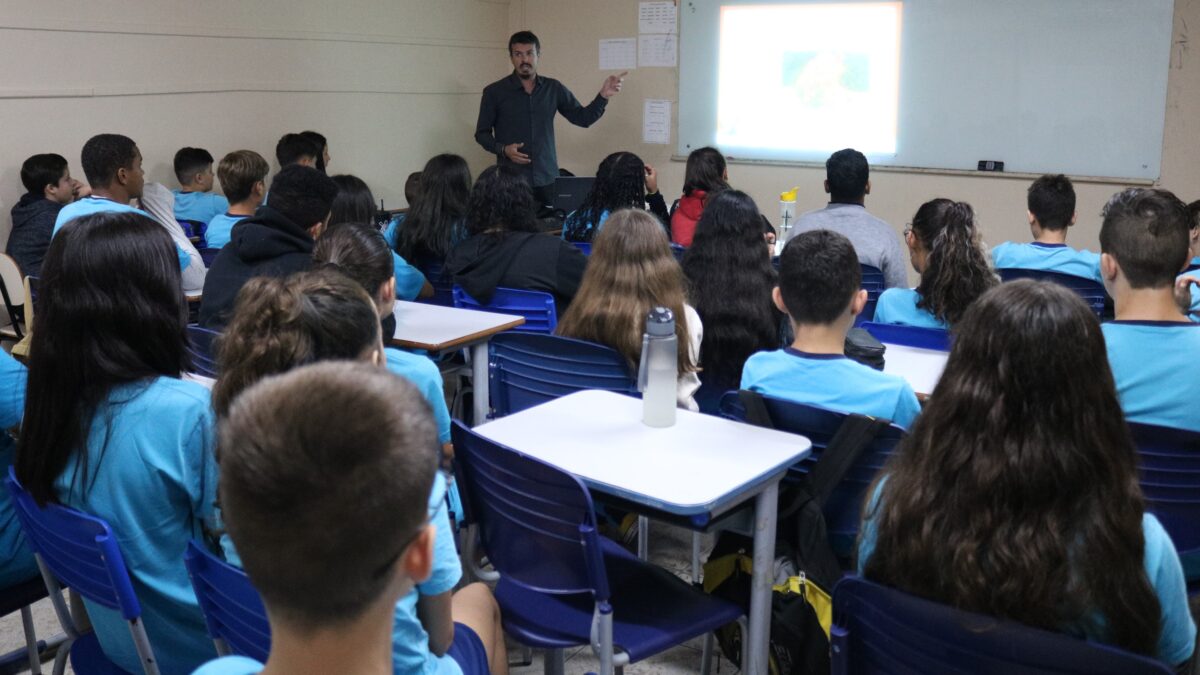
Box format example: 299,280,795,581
369,468,451,580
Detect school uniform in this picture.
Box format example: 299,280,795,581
1102,321,1200,432
54,376,219,674
173,190,229,225
991,241,1103,283
872,288,948,329
385,347,450,444
203,212,248,250
53,196,190,271
191,655,262,674
377,215,437,301
741,347,920,429
0,352,32,588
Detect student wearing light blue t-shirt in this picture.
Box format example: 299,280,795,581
874,198,997,329
562,151,669,243
856,280,1195,669
742,229,920,428
15,212,221,674
991,174,1103,283
173,147,230,224
329,174,433,301
0,352,32,589
205,150,269,250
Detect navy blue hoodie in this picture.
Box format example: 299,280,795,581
7,193,62,278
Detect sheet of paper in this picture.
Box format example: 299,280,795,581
599,38,637,71
638,34,677,68
639,1,678,34
643,99,672,144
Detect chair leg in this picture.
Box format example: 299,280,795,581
636,515,649,560
701,631,715,675
20,605,41,675
543,648,565,675
691,532,702,584
738,616,749,674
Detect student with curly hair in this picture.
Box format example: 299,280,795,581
562,151,668,242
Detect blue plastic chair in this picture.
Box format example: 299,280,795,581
572,241,592,256
718,392,906,557
857,264,885,326
452,286,558,334
452,422,742,675
417,261,455,307
831,576,1172,674
1128,422,1200,594
184,541,270,662
186,325,221,378
6,468,161,675
669,243,686,262
488,333,637,418
997,268,1107,318
176,219,207,249
860,321,951,351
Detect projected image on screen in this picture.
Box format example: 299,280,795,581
716,3,902,156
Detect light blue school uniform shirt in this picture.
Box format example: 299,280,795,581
1102,321,1200,432
192,655,262,675
991,241,1103,283
54,377,219,674
873,288,948,329
0,352,33,588
381,215,430,301
740,348,921,429
858,480,1196,666
203,212,248,250
385,348,450,444
53,196,190,271
173,190,229,225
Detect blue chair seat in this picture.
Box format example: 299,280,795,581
70,632,135,675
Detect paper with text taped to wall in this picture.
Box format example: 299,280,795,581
639,1,678,34
643,99,672,145
599,38,638,71
638,34,677,68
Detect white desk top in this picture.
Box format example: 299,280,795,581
882,342,948,397
391,300,524,351
474,390,811,516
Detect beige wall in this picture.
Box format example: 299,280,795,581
510,0,1200,279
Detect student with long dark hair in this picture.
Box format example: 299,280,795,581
562,151,668,242
681,189,781,399
390,153,471,271
874,198,997,328
329,174,432,302
858,280,1195,668
670,146,729,247
14,211,219,673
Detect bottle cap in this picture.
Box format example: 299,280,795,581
780,187,798,202
645,306,675,336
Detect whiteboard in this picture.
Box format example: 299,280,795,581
678,0,1175,180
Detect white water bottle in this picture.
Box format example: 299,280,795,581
638,307,677,428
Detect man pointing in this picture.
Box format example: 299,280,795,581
475,30,626,212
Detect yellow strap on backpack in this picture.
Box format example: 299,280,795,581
774,572,833,639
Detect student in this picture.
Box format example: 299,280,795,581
562,151,668,242
274,133,322,169
1175,200,1200,322
206,150,269,250
556,209,702,410
299,130,330,173
681,189,782,402
1099,188,1200,432
742,230,920,428
784,149,908,288
173,147,230,224
329,174,432,301
446,164,587,316
15,212,219,674
858,280,1195,669
0,350,32,588
405,170,423,208
390,154,471,272
198,165,337,329
670,146,729,247
8,153,81,277
874,198,997,328
991,174,1101,282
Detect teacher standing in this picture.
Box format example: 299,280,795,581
475,30,627,211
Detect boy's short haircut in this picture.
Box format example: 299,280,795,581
779,229,862,324
404,171,422,206
217,150,270,204
509,30,540,53
1186,200,1200,232
1100,187,1190,289
20,154,68,196
1027,174,1076,231
275,133,322,168
80,134,138,188
218,361,439,631
825,149,869,203
174,147,215,185
268,165,339,229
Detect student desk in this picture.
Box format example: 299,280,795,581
390,300,524,425
475,390,812,675
882,342,948,398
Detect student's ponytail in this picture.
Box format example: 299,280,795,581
913,199,998,325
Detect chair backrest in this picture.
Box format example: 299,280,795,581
996,267,1106,318
718,392,905,552
184,541,271,662
860,321,951,351
0,255,23,338
451,421,609,599
26,275,39,307
489,333,637,418
453,286,557,334
856,264,885,326
669,243,686,262
831,576,1172,675
417,262,455,307
186,325,221,378
571,241,592,256
1128,422,1200,559
177,219,208,248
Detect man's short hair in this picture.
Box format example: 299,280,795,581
509,30,540,53
779,229,862,324
173,147,215,185
218,362,439,631
275,133,322,168
825,149,869,202
217,150,270,204
1100,187,1190,289
80,134,138,188
1027,174,1076,231
268,165,339,229
20,154,68,196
